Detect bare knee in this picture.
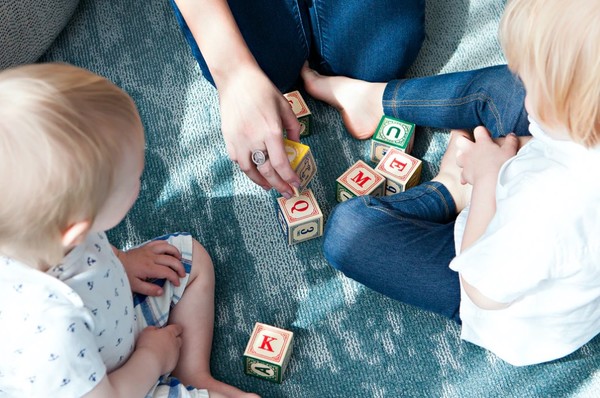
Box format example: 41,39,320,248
189,239,215,288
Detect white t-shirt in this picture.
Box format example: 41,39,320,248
0,232,136,397
451,120,600,366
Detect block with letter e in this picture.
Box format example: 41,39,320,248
276,188,323,245
335,160,385,202
243,322,294,384
375,147,422,195
284,138,317,191
370,115,415,163
284,90,312,137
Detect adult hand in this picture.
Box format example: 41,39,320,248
456,126,519,186
115,241,186,296
218,66,302,198
136,324,183,376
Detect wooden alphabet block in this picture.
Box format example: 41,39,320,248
276,188,323,245
284,90,313,137
375,147,422,195
284,138,317,191
243,322,294,384
370,115,415,163
335,160,385,202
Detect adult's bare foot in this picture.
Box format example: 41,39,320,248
300,63,386,140
432,130,473,213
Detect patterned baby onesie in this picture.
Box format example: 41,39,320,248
0,232,208,398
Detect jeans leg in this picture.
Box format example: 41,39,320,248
170,0,311,92
309,0,425,81
383,65,529,137
323,182,461,322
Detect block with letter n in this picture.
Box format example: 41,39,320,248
276,188,323,245
284,90,313,137
370,115,415,163
336,160,385,202
284,138,317,192
375,147,422,195
243,322,294,384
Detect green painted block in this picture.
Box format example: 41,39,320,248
299,114,312,137
335,182,356,203
370,115,415,162
244,357,282,383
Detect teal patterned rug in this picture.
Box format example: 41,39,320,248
40,0,600,397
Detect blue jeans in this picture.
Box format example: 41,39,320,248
170,0,426,91
384,64,530,137
171,1,528,137
323,182,462,323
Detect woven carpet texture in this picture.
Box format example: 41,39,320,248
37,0,600,397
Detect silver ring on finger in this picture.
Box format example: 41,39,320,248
251,149,269,166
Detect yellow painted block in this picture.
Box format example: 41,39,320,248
284,138,316,191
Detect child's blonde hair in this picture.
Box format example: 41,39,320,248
0,63,144,268
500,0,600,147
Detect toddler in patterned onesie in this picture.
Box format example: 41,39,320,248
0,63,259,398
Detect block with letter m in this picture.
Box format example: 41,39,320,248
335,160,385,202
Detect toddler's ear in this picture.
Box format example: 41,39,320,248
61,220,92,249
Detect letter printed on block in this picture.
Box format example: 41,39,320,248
335,160,385,202
243,323,294,384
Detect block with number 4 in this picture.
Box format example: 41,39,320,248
370,115,416,163
375,147,422,195
277,188,323,245
336,160,385,202
284,90,312,137
243,322,294,384
284,138,317,191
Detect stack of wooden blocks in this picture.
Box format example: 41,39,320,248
276,91,423,246
336,115,422,202
276,91,323,246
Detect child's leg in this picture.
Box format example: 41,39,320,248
169,240,259,398
383,65,529,138
322,132,470,322
301,63,528,140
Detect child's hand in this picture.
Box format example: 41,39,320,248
116,241,186,296
456,126,519,186
136,324,183,376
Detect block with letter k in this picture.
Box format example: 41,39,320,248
243,322,294,383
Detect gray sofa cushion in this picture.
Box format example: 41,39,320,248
0,0,79,69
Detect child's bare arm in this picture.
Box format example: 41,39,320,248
83,324,182,398
455,127,519,309
457,127,519,249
